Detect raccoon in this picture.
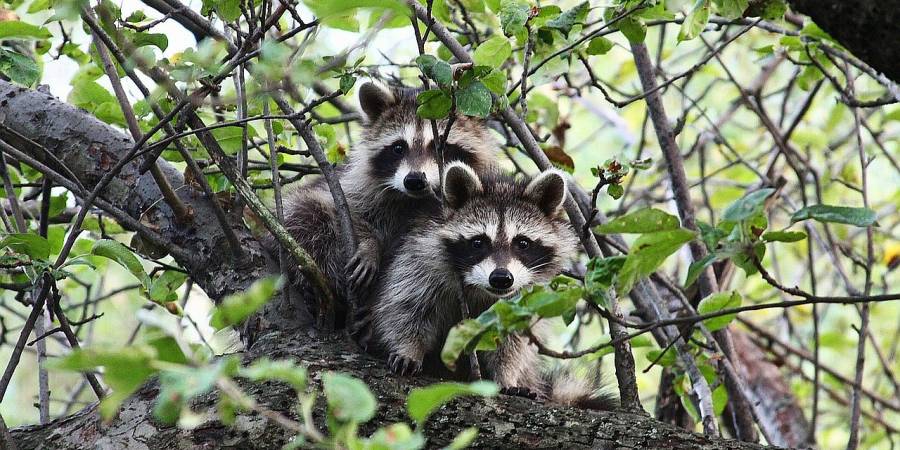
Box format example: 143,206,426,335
278,82,498,321
370,162,616,409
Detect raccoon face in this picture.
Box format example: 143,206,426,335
351,83,496,199
439,163,578,298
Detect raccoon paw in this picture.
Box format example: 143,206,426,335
500,386,539,400
346,245,379,293
387,353,422,376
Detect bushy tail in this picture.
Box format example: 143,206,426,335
542,365,619,411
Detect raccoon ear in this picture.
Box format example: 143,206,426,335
443,162,482,209
525,170,567,216
359,82,396,121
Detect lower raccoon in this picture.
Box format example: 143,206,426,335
370,162,617,409
275,82,497,322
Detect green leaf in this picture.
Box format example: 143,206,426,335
215,0,241,22
148,270,188,304
131,32,168,51
416,89,452,120
790,205,877,228
363,423,425,450
323,372,377,423
416,54,452,86
446,428,479,450
480,69,507,94
1,233,51,260
240,358,307,392
209,276,280,330
586,36,614,55
441,318,491,370
635,3,677,20
758,0,786,20
698,221,727,251
588,334,654,360
585,256,626,304
455,81,492,118
712,0,748,19
0,49,40,87
596,208,681,234
646,348,677,367
721,188,774,223
617,17,646,43
50,347,158,420
607,183,624,199
499,0,529,35
697,291,742,331
27,0,52,14
210,125,257,155
544,1,588,37
762,230,807,243
407,381,498,425
678,1,710,42
712,384,728,415
521,286,582,317
617,229,696,295
0,21,52,40
473,36,512,69
91,239,151,287
733,242,765,276
339,73,356,94
154,359,235,425
68,80,125,126
684,253,719,288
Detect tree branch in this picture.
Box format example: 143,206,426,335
9,332,778,450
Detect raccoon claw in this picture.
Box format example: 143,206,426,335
346,249,378,293
500,387,538,400
387,353,421,376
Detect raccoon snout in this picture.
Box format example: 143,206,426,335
403,172,428,192
488,268,514,289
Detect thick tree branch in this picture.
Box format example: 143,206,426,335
10,332,778,450
787,0,900,82
0,80,308,334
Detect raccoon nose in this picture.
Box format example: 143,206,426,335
403,172,428,192
489,269,514,290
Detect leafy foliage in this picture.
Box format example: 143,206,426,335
1,0,896,447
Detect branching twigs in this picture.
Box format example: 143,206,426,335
740,319,900,413
629,41,728,438
0,274,51,403
89,28,191,224
271,92,358,331
845,62,875,450
81,6,244,259
408,4,478,379
404,0,643,412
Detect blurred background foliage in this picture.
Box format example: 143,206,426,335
0,0,897,448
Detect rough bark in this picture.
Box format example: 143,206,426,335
10,331,777,450
787,0,900,82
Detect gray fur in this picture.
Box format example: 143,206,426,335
277,82,498,318
371,165,578,392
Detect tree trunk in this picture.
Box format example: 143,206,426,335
787,0,900,82
10,332,778,450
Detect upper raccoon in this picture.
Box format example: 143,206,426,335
371,163,616,409
279,82,498,316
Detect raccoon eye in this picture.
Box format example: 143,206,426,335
390,141,407,155
470,237,485,249
514,237,531,250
